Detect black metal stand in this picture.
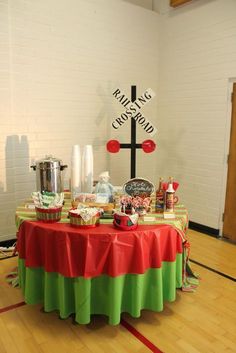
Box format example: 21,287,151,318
120,86,142,178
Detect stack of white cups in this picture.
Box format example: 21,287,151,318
81,145,93,193
71,144,94,197
71,145,81,198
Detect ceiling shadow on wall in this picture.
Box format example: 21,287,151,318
169,0,217,17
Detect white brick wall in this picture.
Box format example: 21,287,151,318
2,0,235,240
157,0,236,230
0,0,159,240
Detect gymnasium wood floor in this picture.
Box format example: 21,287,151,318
0,230,235,353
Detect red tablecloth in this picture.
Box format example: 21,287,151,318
17,222,183,278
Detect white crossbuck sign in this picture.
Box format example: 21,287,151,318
112,88,157,137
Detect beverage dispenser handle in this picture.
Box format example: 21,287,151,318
30,165,36,171
60,165,68,171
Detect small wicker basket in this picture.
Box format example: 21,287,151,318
35,206,62,223
69,210,100,228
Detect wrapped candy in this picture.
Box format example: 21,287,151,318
119,195,151,215
31,191,64,209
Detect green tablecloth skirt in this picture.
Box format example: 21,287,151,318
18,255,182,325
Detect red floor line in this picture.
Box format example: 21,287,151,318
121,318,163,353
0,301,26,314
0,302,163,353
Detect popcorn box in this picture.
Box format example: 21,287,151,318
35,206,62,223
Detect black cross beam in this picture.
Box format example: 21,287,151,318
120,85,142,179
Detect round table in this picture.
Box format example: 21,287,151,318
17,220,183,325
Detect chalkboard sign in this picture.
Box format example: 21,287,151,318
123,178,154,197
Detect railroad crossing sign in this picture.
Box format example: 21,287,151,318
111,86,157,136
107,85,157,178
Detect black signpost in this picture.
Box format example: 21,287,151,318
107,85,156,179
119,86,142,179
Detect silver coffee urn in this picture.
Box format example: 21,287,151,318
31,155,67,193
